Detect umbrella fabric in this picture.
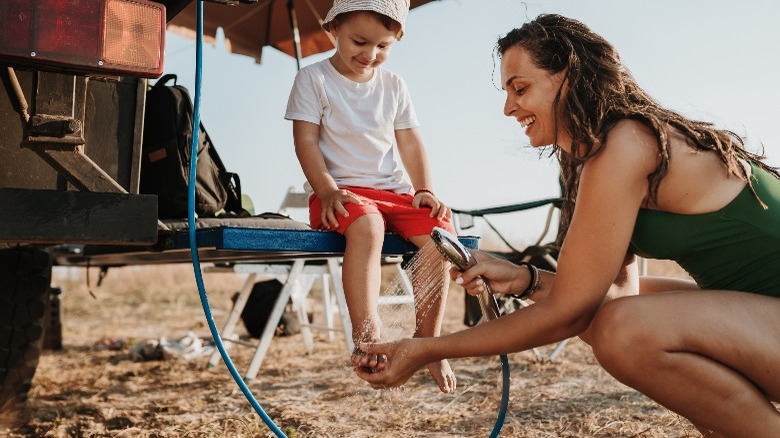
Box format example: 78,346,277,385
167,0,438,63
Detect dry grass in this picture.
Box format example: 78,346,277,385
1,262,701,437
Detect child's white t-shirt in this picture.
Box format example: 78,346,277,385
285,59,418,195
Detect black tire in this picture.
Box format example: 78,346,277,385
0,247,52,410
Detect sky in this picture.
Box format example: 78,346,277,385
163,0,780,246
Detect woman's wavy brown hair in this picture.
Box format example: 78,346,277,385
496,14,778,246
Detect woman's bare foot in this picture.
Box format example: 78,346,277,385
351,344,387,373
427,359,456,393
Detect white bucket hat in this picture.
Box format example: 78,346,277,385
322,0,411,32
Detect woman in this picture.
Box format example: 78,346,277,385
356,14,780,436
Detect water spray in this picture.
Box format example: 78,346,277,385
431,227,500,321
431,227,510,437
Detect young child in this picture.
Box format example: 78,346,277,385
285,0,456,393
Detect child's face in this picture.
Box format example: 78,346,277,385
500,46,570,150
329,11,398,82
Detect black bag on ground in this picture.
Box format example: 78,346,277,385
141,74,244,218
235,279,302,338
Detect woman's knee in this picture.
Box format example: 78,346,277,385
588,297,653,370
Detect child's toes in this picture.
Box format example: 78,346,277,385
351,348,368,367
351,347,375,368
375,354,388,371
367,354,379,369
428,359,457,393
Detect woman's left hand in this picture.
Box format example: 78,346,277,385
412,191,451,220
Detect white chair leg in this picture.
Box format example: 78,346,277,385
378,262,415,306
327,258,354,353
396,263,415,303
208,273,257,368
321,273,335,341
244,260,305,380
548,338,570,361
291,276,315,354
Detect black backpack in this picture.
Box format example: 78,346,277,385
233,279,304,338
140,74,244,218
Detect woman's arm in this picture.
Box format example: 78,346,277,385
357,121,660,386
639,276,699,293
448,122,656,350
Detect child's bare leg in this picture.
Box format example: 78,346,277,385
408,235,456,393
342,214,385,370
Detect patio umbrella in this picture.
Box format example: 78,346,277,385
167,0,440,69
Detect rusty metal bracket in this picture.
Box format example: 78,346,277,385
25,114,84,145
21,72,126,193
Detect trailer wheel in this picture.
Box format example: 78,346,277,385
0,247,52,412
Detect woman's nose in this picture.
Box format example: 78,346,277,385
503,94,516,117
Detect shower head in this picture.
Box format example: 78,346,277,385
430,227,501,321
431,227,475,271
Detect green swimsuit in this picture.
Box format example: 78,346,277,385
630,162,780,297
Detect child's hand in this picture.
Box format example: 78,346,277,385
412,191,451,220
320,189,362,229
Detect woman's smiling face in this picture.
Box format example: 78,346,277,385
501,46,570,150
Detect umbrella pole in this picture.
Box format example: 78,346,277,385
286,0,304,70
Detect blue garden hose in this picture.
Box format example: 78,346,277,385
492,354,510,437
187,2,286,437
185,2,507,436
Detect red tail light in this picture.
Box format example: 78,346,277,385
0,0,165,78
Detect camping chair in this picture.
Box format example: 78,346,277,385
452,197,570,361
207,186,416,379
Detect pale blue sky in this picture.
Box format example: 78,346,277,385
164,0,779,244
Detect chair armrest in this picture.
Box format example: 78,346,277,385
451,197,562,217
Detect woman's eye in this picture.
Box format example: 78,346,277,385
353,40,366,46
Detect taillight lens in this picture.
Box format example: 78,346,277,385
1,0,32,50
103,0,165,71
0,0,165,78
38,1,102,58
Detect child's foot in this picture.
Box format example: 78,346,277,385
428,359,456,394
351,343,387,373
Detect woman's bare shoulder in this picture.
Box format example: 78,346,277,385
588,119,659,178
605,119,658,153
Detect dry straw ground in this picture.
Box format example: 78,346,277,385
2,260,702,437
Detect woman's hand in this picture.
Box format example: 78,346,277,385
454,257,529,296
412,191,451,220
354,338,429,390
318,189,362,229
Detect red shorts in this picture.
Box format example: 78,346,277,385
308,186,455,240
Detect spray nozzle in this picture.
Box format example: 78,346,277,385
430,227,501,321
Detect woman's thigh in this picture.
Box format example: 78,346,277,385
593,290,780,401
